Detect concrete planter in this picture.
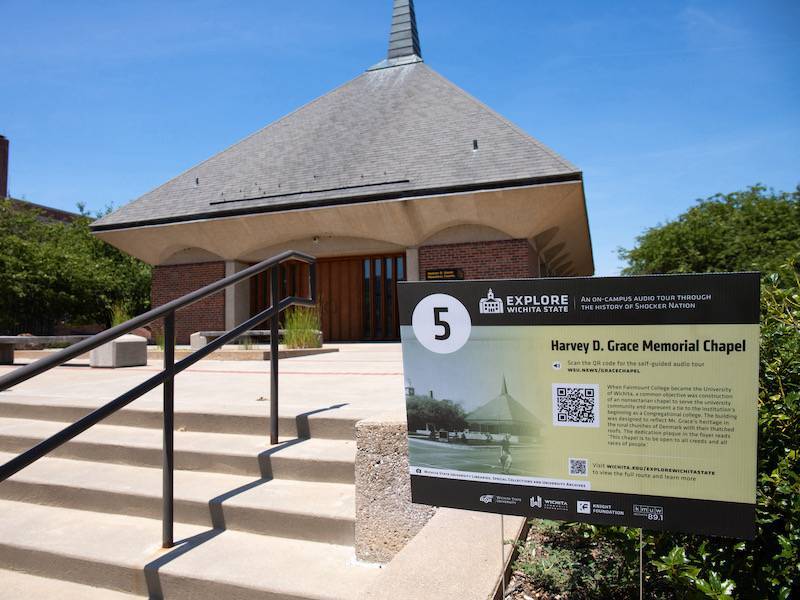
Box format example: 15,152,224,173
285,330,323,349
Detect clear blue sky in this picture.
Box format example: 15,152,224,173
2,0,798,275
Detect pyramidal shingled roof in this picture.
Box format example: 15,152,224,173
93,1,580,231
466,377,541,425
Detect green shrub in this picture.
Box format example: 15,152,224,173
282,306,321,349
515,258,800,599
0,200,151,334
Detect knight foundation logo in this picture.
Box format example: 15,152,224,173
479,288,504,314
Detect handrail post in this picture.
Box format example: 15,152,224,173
163,312,175,548
270,267,280,445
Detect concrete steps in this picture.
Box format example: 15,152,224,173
0,500,380,600
0,388,376,598
0,417,356,482
0,452,356,545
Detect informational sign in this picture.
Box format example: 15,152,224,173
398,273,759,538
425,268,464,281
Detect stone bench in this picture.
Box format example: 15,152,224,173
0,335,91,365
89,335,148,368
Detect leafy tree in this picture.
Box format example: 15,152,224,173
0,200,151,334
619,185,800,276
406,394,467,432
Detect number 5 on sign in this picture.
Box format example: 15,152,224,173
412,294,471,354
433,307,450,340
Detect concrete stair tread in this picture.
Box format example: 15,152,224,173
0,395,363,421
0,451,355,522
0,393,360,438
0,417,355,463
0,568,143,599
0,499,380,600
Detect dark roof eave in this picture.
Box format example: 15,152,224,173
91,172,583,232
9,197,84,220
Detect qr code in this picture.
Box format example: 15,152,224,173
569,458,588,476
552,383,600,428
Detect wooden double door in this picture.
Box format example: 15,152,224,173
250,254,406,342
317,254,405,341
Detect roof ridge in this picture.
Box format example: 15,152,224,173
418,64,579,173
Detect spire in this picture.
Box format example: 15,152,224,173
388,0,422,60
368,0,424,71
501,376,508,396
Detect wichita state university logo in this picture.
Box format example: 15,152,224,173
479,288,504,314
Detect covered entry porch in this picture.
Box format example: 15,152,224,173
96,180,592,345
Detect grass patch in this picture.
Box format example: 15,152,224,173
283,306,321,349
110,302,131,327
512,520,644,599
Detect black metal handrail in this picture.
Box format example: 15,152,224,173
0,250,317,548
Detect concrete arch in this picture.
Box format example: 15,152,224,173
238,235,406,264
418,223,514,247
159,246,225,266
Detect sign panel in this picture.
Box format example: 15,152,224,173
425,268,464,281
398,273,759,538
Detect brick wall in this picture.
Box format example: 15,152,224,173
419,239,537,280
151,261,226,344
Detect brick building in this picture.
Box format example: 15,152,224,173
91,0,593,343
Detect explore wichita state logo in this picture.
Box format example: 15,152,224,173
479,287,570,314
479,288,504,314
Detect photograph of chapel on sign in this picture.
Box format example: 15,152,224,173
398,273,760,539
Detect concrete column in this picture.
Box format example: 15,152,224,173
224,261,250,330
405,247,420,282
528,239,542,278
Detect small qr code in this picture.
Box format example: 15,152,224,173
552,383,600,428
569,458,588,476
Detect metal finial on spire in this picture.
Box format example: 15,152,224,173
388,0,422,60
